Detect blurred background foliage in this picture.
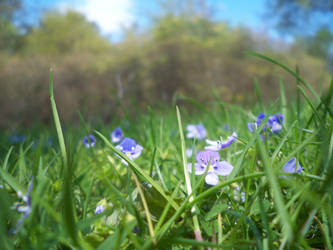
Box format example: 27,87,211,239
0,0,332,128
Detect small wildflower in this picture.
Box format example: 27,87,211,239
247,113,266,133
282,157,304,174
248,113,284,136
234,185,246,203
83,135,96,148
95,199,113,214
268,114,284,133
205,132,237,151
186,124,207,140
115,137,143,164
111,127,123,143
9,134,26,144
186,148,193,158
188,150,233,186
11,177,33,234
186,146,197,158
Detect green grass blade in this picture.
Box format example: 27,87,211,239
49,69,67,168
246,51,320,102
94,130,179,210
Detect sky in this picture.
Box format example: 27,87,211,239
21,0,286,41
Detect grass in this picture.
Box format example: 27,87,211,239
0,53,332,249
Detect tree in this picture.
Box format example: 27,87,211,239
266,0,333,68
23,10,112,55
266,0,333,34
0,0,21,51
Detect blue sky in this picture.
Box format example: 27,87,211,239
21,0,285,41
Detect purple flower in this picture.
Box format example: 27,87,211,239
256,113,266,125
268,114,284,133
234,185,246,203
282,157,304,174
248,113,284,135
95,199,113,214
186,124,207,140
11,177,33,235
247,113,266,133
95,204,105,214
83,135,96,148
188,150,233,186
111,127,123,143
205,132,237,151
223,124,229,131
9,134,26,144
186,146,197,158
115,137,143,164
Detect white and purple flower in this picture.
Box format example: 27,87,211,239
111,127,123,143
205,132,237,151
83,135,96,148
186,124,207,140
188,150,233,186
115,137,143,164
10,178,33,234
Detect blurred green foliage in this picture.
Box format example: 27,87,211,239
0,7,331,128
23,11,111,55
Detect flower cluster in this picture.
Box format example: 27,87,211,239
82,127,124,149
186,124,207,140
188,150,234,186
247,113,284,136
10,178,33,234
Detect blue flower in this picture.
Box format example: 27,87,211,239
95,199,113,214
188,150,233,186
248,113,284,135
83,135,96,148
268,114,284,133
205,132,237,151
115,137,143,164
282,157,304,174
186,147,198,158
9,134,26,144
111,127,123,143
247,113,266,133
186,124,207,140
10,177,33,234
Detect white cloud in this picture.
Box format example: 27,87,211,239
65,0,135,34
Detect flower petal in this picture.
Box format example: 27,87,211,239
220,132,237,149
271,122,283,133
214,161,233,176
186,148,193,158
204,139,220,151
205,172,219,185
131,144,143,159
282,157,303,174
247,122,256,133
188,163,206,175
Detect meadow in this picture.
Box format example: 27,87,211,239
0,53,332,249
